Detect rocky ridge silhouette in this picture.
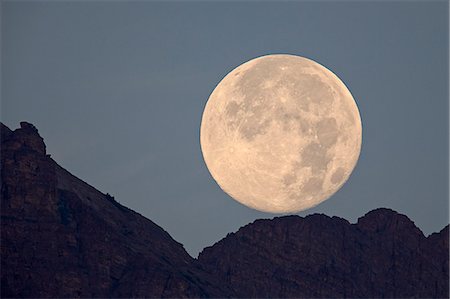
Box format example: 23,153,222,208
0,122,230,298
199,210,448,298
1,122,448,298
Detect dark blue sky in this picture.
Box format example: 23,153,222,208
2,1,448,256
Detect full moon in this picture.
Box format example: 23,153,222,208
200,54,362,213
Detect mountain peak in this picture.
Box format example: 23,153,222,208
199,208,447,298
356,207,423,237
1,122,231,298
19,121,39,131
1,121,46,155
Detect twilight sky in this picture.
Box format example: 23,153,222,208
2,1,448,256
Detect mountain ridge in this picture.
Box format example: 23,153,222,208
198,208,448,298
1,122,448,298
1,122,232,298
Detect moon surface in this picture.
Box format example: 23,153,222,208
200,54,362,213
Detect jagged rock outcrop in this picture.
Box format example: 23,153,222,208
1,122,448,298
1,122,231,298
198,210,449,298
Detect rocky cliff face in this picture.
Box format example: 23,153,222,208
198,210,449,298
0,122,230,298
1,122,448,298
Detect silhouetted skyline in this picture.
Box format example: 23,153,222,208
2,1,448,256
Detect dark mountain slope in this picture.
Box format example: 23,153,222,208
198,209,449,298
1,122,448,298
0,122,231,298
